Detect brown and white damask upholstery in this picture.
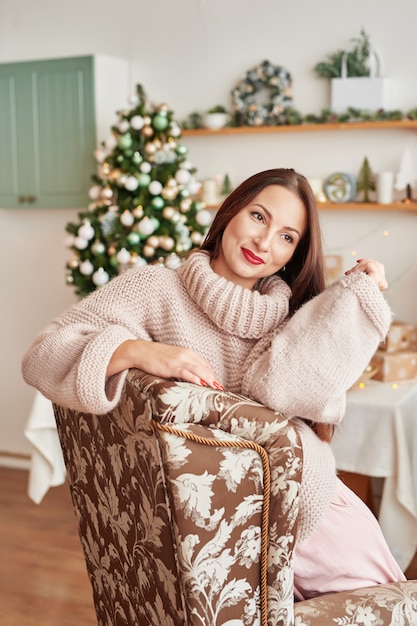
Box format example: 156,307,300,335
53,369,417,626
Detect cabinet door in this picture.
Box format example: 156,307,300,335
0,56,96,208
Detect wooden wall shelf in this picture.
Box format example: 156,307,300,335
206,201,417,213
318,201,417,213
182,119,417,137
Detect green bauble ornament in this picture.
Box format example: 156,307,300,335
151,196,165,210
152,113,169,131
176,144,188,155
151,216,160,230
118,133,133,150
132,152,143,165
127,232,141,245
137,172,151,187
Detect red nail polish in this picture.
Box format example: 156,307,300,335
200,379,208,387
213,381,225,391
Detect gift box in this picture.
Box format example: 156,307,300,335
371,349,417,382
379,321,417,353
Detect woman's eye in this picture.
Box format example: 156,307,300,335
282,233,294,243
252,211,264,222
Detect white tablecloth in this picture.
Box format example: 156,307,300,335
24,392,66,504
331,379,417,571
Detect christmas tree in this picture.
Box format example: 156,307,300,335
65,84,213,297
357,156,376,202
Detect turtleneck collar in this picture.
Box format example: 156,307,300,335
177,251,291,338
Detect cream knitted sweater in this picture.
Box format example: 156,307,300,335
22,251,392,541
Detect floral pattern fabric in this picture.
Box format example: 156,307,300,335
54,369,417,626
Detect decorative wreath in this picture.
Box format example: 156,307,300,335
231,60,293,126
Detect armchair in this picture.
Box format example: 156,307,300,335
53,369,417,626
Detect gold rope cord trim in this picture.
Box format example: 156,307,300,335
153,421,270,626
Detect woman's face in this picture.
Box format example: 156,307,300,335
211,184,307,289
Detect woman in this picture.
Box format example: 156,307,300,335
22,168,405,598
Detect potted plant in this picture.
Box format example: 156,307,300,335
201,105,231,130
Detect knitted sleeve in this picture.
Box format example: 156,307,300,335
21,266,165,414
241,271,392,423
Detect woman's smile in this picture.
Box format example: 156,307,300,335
241,247,265,265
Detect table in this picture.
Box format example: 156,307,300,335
331,379,417,571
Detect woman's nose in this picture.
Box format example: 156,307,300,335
255,232,273,251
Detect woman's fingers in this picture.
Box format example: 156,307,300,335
344,258,388,292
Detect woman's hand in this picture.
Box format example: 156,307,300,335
345,258,388,292
107,339,223,389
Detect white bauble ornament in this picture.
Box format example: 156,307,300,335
132,256,147,268
175,169,191,185
94,148,107,163
169,123,181,138
188,179,201,196
79,260,94,276
78,220,95,241
74,236,89,250
196,209,213,227
147,235,160,249
92,268,110,287
118,120,130,133
137,217,155,236
65,234,75,248
91,240,106,255
140,162,152,174
164,253,182,270
124,176,139,191
102,187,113,199
148,180,163,196
105,134,117,150
120,210,135,227
130,115,144,130
88,185,102,200
116,248,131,264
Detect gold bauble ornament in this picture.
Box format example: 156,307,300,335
162,187,177,201
133,205,144,218
143,245,155,257
108,245,116,256
147,235,160,249
142,126,154,138
145,142,156,155
68,257,79,269
180,198,192,212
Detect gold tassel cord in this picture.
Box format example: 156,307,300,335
153,421,271,626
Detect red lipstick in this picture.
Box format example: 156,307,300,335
241,247,264,265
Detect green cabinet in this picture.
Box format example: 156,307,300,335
0,56,97,208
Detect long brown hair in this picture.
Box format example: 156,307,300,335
201,168,334,442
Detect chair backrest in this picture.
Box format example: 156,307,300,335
54,369,303,626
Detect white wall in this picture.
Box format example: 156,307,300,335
1,0,417,459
